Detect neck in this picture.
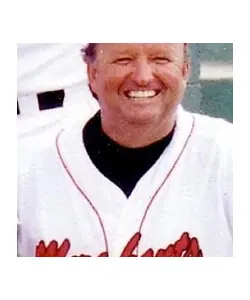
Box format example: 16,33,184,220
101,111,177,148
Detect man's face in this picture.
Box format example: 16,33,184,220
88,43,190,124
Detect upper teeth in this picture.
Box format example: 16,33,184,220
128,90,157,98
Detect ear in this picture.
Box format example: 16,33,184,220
87,62,98,93
182,43,190,81
182,60,191,81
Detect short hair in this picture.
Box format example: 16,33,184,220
82,43,189,63
81,43,98,100
81,43,97,64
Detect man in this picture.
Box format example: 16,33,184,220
18,43,232,257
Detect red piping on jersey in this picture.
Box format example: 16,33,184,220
136,115,195,256
56,130,109,254
56,115,195,257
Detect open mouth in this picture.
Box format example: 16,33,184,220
124,90,162,100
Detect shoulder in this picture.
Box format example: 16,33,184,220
17,123,60,178
179,108,232,171
190,112,232,179
189,110,232,148
17,111,93,174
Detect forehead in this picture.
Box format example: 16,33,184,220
96,43,184,56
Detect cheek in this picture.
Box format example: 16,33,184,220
98,66,128,94
158,65,185,90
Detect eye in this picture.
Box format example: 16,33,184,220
113,58,132,65
153,57,171,64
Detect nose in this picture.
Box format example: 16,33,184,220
131,59,154,86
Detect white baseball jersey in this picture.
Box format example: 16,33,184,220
17,106,233,257
17,83,99,139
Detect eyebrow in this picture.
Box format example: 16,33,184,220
108,49,135,56
103,45,182,59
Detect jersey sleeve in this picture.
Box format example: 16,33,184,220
17,136,35,257
217,120,233,237
17,215,21,257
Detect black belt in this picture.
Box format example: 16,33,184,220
17,89,65,115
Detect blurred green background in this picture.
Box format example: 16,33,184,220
199,43,233,63
200,79,233,123
185,43,233,123
200,43,233,123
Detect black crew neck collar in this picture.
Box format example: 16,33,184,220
83,111,176,197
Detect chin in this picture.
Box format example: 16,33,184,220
120,106,167,125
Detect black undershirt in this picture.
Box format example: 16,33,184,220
83,111,175,198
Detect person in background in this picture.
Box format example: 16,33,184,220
17,43,99,138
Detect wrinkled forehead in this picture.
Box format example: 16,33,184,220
96,43,185,57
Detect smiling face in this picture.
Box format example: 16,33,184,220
87,43,190,126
